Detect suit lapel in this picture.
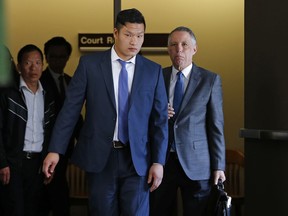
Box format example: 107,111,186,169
100,50,116,109
45,69,58,88
129,55,145,109
43,69,60,96
178,64,201,114
163,67,172,97
63,74,71,85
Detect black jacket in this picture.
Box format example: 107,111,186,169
0,75,56,169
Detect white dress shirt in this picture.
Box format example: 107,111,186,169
20,76,45,152
111,46,136,141
169,63,193,107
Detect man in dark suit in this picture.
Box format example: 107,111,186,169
40,36,83,216
42,8,168,216
150,26,226,216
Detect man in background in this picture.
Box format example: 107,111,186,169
40,36,83,216
0,44,56,216
150,26,226,216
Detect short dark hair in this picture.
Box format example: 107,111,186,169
44,36,72,57
17,44,43,63
115,8,146,31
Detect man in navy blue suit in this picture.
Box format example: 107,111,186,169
42,8,168,216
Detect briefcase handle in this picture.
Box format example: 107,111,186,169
216,179,225,190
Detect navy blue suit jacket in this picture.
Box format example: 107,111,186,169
48,49,168,176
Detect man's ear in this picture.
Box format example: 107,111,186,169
16,63,21,73
113,28,118,38
193,45,198,55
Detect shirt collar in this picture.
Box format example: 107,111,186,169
19,76,44,93
172,63,193,80
111,45,136,64
48,67,64,79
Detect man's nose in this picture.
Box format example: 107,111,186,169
176,44,183,52
130,36,137,45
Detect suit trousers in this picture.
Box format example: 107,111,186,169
0,156,44,216
86,145,150,216
40,155,70,216
150,153,211,216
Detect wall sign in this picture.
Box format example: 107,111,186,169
78,33,169,52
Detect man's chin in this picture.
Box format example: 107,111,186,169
127,49,139,55
173,64,182,71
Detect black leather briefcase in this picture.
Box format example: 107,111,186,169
206,179,232,216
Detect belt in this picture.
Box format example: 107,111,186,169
23,151,41,159
112,141,126,149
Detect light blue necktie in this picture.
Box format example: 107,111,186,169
173,71,184,115
171,71,184,151
118,59,129,144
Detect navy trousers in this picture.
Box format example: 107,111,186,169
86,146,150,216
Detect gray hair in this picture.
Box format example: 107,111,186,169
168,26,197,46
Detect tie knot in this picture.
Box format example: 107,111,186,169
176,71,184,83
177,71,183,77
118,59,127,68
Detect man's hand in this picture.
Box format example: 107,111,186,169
213,170,226,185
147,163,163,192
0,166,10,185
168,103,175,119
42,152,60,179
43,172,55,185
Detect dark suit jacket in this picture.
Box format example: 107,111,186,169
40,68,83,157
41,68,71,113
163,64,225,181
48,49,168,176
